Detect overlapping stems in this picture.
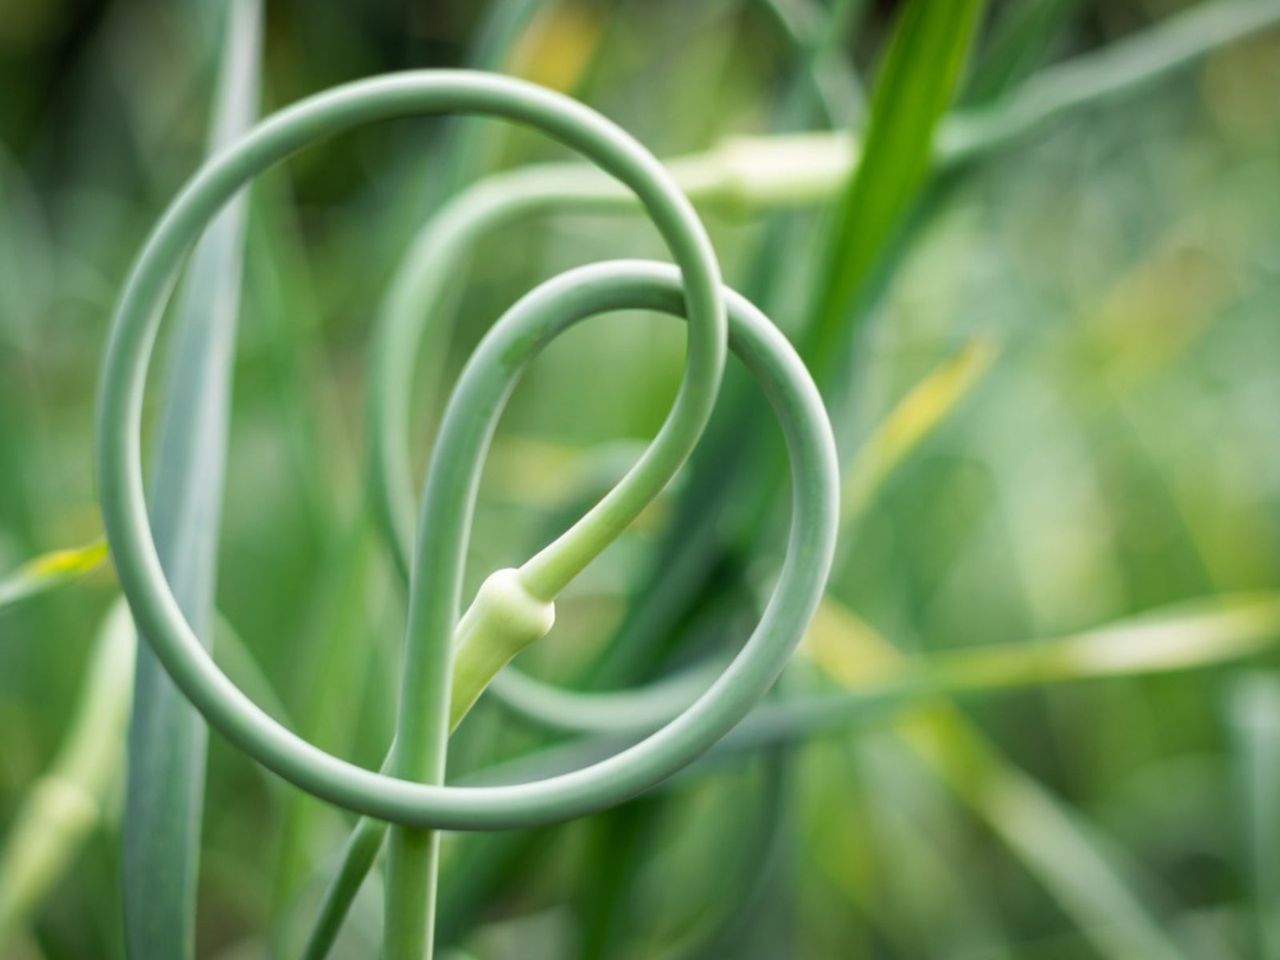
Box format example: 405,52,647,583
366,0,1280,742
312,6,1280,936
96,70,838,958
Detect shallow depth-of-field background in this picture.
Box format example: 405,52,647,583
3,0,1280,958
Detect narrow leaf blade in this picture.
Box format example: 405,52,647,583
807,0,985,370
122,3,260,956
0,540,108,611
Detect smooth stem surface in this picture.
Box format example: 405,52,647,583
97,74,754,829
375,95,724,959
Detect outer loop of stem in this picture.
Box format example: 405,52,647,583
97,65,844,831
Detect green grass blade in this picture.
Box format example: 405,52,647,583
841,337,996,526
962,0,1080,105
1230,674,1280,960
300,816,388,960
807,593,1280,697
460,593,1280,792
681,592,1278,767
944,0,1280,160
811,611,1190,960
805,0,984,371
0,540,108,611
758,0,867,127
909,722,1188,960
0,600,134,948
422,0,542,203
121,3,260,957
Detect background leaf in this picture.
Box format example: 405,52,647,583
121,3,261,956
0,541,107,611
806,0,985,373
0,601,134,949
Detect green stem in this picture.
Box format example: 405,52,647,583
304,586,1280,958
367,0,1280,739
0,602,135,948
297,260,838,957
98,73,840,960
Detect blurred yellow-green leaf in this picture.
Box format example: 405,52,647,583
0,541,108,612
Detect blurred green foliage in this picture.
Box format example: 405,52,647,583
2,0,1280,957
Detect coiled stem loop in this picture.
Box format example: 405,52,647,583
96,70,837,957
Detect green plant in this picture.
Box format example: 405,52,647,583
121,3,261,955
3,1,1279,957
95,73,838,959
